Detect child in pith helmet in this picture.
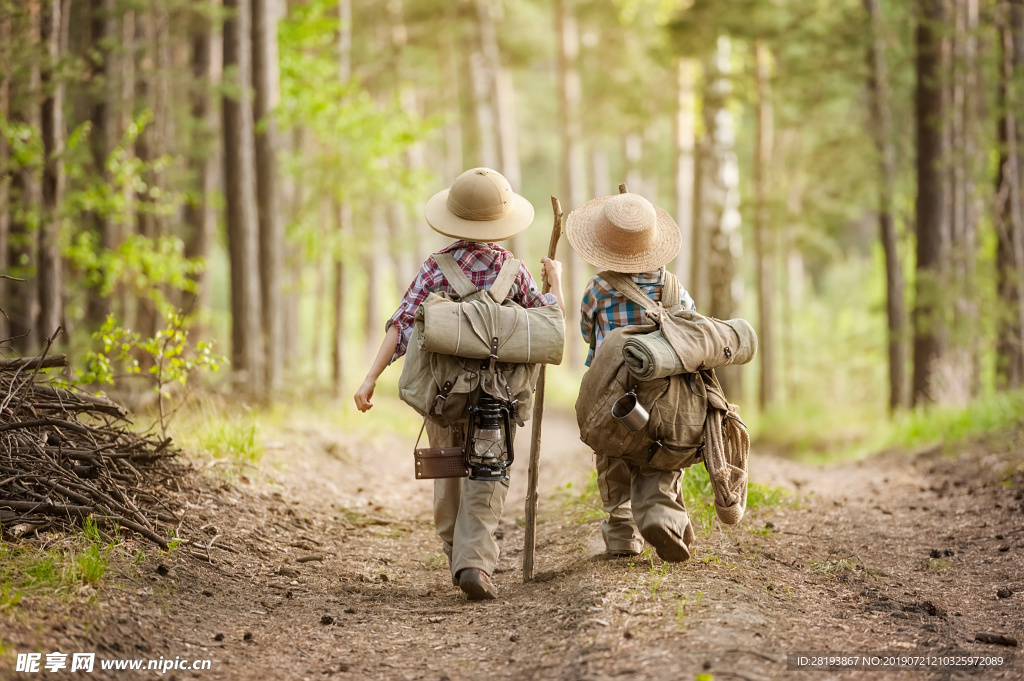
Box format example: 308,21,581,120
565,192,697,561
354,168,564,600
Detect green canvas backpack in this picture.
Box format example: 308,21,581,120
398,253,562,428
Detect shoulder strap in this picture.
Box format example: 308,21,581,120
600,271,657,311
662,270,682,308
489,258,522,303
434,252,479,298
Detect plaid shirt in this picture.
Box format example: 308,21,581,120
387,240,556,363
580,268,696,366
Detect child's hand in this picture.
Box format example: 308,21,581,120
354,379,376,412
541,257,562,288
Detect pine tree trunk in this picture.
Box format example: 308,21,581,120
624,132,644,199
753,41,776,410
439,9,464,184
997,0,1024,389
0,14,10,341
671,57,696,282
696,37,744,398
252,0,284,392
223,0,265,395
364,205,386,359
556,0,586,366
182,9,219,324
85,0,116,327
12,3,42,353
38,0,67,343
864,0,909,412
115,7,135,324
134,7,159,338
912,0,947,406
332,0,352,394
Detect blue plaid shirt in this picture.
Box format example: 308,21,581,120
579,268,696,366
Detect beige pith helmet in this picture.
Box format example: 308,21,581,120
565,193,682,273
424,168,535,242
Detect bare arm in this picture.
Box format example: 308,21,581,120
353,325,400,412
540,257,566,319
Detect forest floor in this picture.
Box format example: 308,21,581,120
1,404,1023,681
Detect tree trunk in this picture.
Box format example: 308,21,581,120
332,0,352,394
753,41,776,410
699,37,743,397
134,7,159,337
114,7,135,324
439,11,464,185
864,0,909,412
590,146,610,199
85,0,116,327
671,57,696,283
363,205,386,359
11,3,42,353
252,0,284,392
0,14,10,341
997,0,1024,389
556,0,585,366
468,15,497,170
624,132,644,199
182,8,220,324
38,0,68,343
475,0,524,256
912,0,947,406
223,0,265,395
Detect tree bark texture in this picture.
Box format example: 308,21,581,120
864,0,909,412
39,0,68,343
182,6,219,323
223,0,265,394
85,0,116,327
996,0,1024,389
912,0,947,406
252,0,284,392
0,14,11,341
332,0,352,393
672,57,696,284
697,37,743,398
556,0,586,366
753,41,776,410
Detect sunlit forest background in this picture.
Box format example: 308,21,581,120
2,0,1024,456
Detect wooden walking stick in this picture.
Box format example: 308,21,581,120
523,195,563,583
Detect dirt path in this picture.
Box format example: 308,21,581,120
2,409,1023,680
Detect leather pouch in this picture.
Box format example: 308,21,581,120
414,446,469,479
413,420,469,479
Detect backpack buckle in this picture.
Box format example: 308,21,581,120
432,381,454,416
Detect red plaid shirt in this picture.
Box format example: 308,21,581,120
387,240,555,363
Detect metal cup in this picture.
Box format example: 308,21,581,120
611,392,649,431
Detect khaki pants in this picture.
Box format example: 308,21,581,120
427,420,509,579
595,455,694,555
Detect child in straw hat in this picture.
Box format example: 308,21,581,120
354,168,564,600
565,192,698,561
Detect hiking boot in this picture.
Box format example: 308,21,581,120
642,521,695,563
457,568,497,601
605,539,643,557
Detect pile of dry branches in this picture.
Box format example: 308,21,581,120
0,353,183,548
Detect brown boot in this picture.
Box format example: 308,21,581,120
457,568,497,601
642,519,695,563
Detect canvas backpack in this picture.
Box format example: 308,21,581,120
575,270,757,524
398,253,557,429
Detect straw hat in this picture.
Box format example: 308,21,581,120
425,168,535,242
565,193,681,273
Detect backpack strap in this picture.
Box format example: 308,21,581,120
600,271,658,311
662,270,682,308
434,252,479,298
489,258,522,303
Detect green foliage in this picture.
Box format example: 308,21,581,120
75,313,226,437
277,0,434,262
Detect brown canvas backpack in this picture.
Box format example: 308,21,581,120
575,270,757,524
